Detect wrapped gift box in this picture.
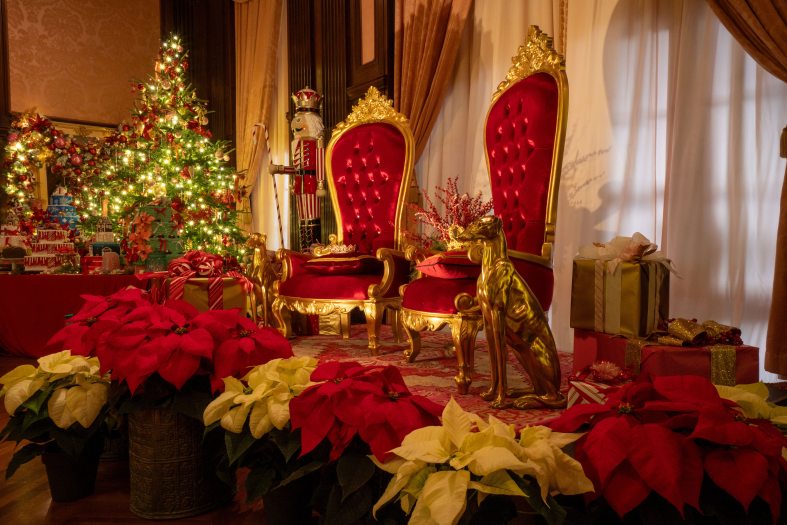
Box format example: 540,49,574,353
570,259,669,338
573,328,759,386
81,256,103,275
165,277,249,314
567,377,627,407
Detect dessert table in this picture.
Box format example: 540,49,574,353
0,274,140,357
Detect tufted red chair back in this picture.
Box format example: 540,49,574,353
325,88,414,255
485,72,560,257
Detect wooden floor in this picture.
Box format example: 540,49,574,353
0,356,263,525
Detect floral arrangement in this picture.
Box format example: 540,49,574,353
372,398,593,525
405,177,493,252
204,359,444,524
0,351,111,479
549,375,787,523
123,211,154,263
45,286,292,401
1,112,110,231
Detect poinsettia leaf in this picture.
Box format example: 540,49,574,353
324,482,373,525
47,388,77,430
690,407,753,447
704,447,768,511
225,428,258,465
409,470,470,525
5,442,46,479
510,475,567,525
548,403,610,432
601,461,651,517
19,383,51,416
578,417,631,486
337,453,376,502
270,427,301,462
627,423,700,513
244,466,277,502
278,460,324,487
65,382,108,428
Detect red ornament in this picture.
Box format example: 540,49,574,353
69,154,83,166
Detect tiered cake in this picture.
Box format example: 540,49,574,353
47,186,79,229
24,228,76,272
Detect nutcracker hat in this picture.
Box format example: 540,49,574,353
292,86,322,112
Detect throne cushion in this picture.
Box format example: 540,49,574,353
303,254,384,275
486,72,558,256
416,251,481,280
402,277,478,315
280,272,386,300
403,256,554,314
329,122,406,254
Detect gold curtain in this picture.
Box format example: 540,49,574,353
767,130,787,375
704,1,787,375
705,0,787,82
394,0,473,161
234,0,284,232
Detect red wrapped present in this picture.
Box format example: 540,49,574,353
567,361,633,407
81,256,103,275
573,327,759,386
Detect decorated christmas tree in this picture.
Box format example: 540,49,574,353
110,34,245,264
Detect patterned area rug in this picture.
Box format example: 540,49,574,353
290,325,573,428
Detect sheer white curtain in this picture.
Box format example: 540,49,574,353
417,0,787,380
250,4,291,250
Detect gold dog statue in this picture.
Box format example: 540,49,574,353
246,233,278,326
456,216,566,409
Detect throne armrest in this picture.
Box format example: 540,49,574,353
370,247,410,298
508,247,553,269
276,249,314,282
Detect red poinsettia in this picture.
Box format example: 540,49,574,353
47,285,292,396
290,361,443,461
191,310,293,391
45,286,152,356
549,375,787,520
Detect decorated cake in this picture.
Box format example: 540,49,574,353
24,228,77,272
47,186,79,229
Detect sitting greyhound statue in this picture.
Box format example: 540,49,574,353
456,216,566,409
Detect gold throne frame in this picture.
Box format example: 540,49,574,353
400,25,569,393
271,87,415,352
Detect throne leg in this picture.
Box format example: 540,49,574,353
271,297,292,338
388,308,403,343
402,321,423,363
363,301,384,355
450,316,483,395
339,311,351,339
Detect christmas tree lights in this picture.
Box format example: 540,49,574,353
110,34,245,259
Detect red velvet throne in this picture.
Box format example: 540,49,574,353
272,87,414,353
399,26,569,392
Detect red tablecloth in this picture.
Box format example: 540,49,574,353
0,274,141,357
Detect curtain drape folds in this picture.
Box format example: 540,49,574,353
394,0,473,160
766,129,787,376
234,0,283,232
704,1,787,376
705,0,787,83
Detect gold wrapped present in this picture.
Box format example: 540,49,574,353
570,259,669,338
167,277,250,314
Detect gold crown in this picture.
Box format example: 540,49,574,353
292,86,322,112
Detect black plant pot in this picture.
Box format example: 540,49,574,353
262,475,317,525
42,441,103,503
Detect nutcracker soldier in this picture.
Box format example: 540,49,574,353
271,86,326,251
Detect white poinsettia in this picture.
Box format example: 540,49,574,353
0,350,110,427
203,356,318,438
372,398,593,525
716,383,787,426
